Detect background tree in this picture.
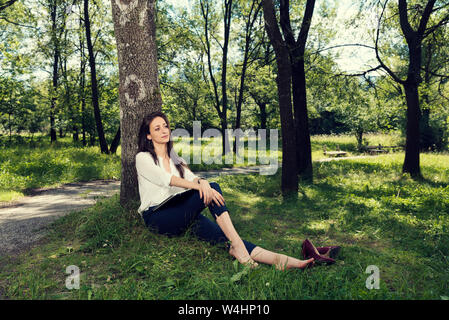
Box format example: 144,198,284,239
197,0,235,156
84,0,109,153
263,0,298,195
231,0,263,155
373,0,449,177
279,0,316,181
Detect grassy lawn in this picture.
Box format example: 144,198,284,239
0,142,121,202
0,151,448,299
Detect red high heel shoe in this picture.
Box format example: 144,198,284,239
302,239,336,265
317,246,341,259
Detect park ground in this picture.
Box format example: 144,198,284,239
0,133,448,299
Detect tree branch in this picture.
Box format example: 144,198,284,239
0,0,17,12
398,0,414,38
417,0,436,36
312,43,376,55
296,0,316,48
0,15,37,29
376,0,405,84
333,65,383,78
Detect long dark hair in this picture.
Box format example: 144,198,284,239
138,111,188,178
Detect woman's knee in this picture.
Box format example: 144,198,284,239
209,181,222,194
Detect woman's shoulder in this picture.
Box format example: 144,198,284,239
136,151,154,162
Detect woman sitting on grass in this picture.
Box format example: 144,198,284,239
136,111,337,270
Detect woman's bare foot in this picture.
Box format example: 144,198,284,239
229,243,259,268
297,258,315,269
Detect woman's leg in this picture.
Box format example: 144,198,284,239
190,216,314,270
206,182,314,270
249,247,314,270
215,211,258,267
206,182,257,266
144,186,257,266
143,189,204,236
189,213,257,259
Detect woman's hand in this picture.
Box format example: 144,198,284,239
209,188,225,207
198,180,225,207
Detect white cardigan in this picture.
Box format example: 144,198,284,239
135,151,200,214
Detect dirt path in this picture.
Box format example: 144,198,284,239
0,180,120,257
0,156,372,257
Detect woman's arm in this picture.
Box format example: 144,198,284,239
169,175,201,190
170,176,219,206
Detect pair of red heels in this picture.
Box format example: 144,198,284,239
302,239,340,265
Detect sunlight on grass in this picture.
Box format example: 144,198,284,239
0,190,23,202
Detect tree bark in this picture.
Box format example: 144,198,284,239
263,0,298,195
109,125,121,154
111,0,163,207
84,0,109,154
403,81,421,177
279,0,314,181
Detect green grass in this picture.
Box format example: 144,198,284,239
0,144,121,202
310,132,404,160
1,152,448,299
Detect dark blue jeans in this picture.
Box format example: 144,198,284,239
142,182,256,255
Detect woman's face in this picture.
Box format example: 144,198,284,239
147,116,170,144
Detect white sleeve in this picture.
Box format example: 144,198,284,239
135,152,174,188
183,166,200,182
173,154,199,182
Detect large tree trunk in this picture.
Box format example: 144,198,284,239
399,10,425,177
263,0,298,195
111,0,163,207
395,0,438,178
291,58,313,180
279,0,315,181
402,82,421,177
84,0,109,154
375,0,441,178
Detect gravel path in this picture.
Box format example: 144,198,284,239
0,156,371,257
0,180,121,257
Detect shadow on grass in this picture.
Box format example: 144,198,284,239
219,161,449,266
